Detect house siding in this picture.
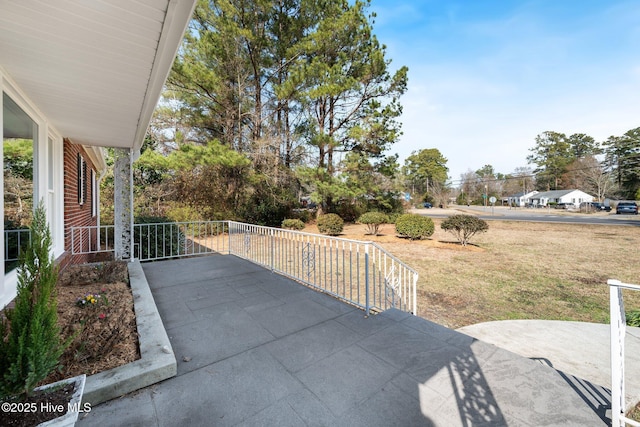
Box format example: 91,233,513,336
63,139,97,265
530,190,594,207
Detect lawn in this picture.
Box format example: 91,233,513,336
308,217,640,329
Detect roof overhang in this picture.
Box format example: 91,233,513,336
0,0,195,158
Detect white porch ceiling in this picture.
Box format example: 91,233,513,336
0,0,195,153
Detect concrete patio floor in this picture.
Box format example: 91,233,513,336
78,255,609,426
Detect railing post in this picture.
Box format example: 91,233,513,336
609,279,625,427
270,228,275,272
227,221,232,255
364,244,370,317
412,272,418,315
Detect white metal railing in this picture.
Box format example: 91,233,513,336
70,220,418,315
70,225,114,255
608,279,640,427
227,221,418,315
71,221,229,261
133,221,228,261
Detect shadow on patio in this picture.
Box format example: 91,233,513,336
78,255,607,426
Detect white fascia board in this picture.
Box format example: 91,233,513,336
131,0,196,160
81,144,107,173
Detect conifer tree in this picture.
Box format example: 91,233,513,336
0,202,64,399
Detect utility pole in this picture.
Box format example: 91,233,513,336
484,184,488,210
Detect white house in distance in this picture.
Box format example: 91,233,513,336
529,189,595,208
0,1,197,308
506,191,539,207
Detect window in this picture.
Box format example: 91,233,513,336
77,153,87,205
3,92,36,273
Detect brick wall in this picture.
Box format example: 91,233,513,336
63,139,98,265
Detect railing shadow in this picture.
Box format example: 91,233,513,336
531,357,611,425
444,349,506,426
413,329,609,426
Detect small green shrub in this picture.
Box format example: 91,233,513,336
0,203,67,399
239,193,294,227
281,218,305,230
441,214,489,246
317,213,344,236
357,212,389,236
627,309,640,327
335,203,363,223
388,212,402,224
395,214,434,240
292,209,313,224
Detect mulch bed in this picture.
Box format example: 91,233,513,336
45,261,140,383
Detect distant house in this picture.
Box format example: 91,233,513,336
506,191,539,207
529,190,594,208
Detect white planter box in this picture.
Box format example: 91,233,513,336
36,374,86,427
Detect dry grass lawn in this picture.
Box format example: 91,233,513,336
304,218,640,329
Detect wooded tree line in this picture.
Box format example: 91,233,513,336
457,127,640,204
107,0,639,219
527,128,640,200
134,0,409,225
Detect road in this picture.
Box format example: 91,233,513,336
415,205,640,226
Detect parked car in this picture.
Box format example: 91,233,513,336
554,202,572,209
616,201,638,215
580,202,611,212
423,202,433,209
594,202,611,212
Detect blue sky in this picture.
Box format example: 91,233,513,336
369,0,640,184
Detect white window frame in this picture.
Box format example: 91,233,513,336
78,153,86,205
1,69,65,307
91,169,97,217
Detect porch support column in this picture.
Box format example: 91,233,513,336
114,148,134,261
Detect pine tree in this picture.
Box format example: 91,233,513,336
0,202,64,399
604,127,640,199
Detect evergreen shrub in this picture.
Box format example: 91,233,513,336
317,214,344,236
281,218,305,230
335,203,363,223
357,212,389,236
292,209,313,224
440,214,489,246
395,214,434,240
0,203,66,399
388,212,402,224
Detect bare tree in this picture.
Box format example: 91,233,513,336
429,181,451,208
562,156,617,201
459,170,478,205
